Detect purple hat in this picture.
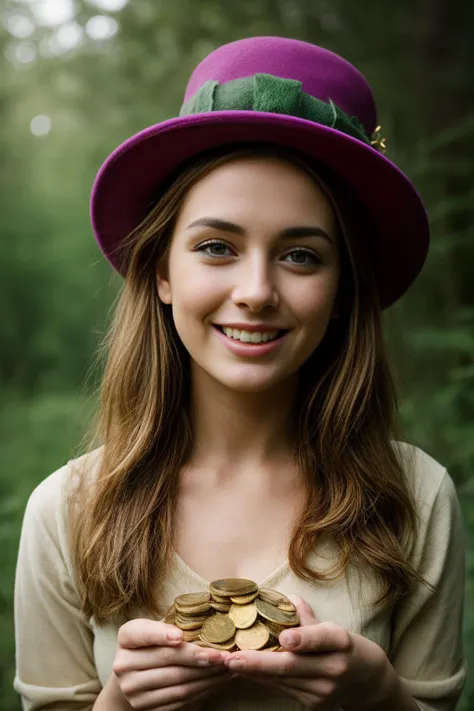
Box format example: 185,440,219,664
90,36,429,308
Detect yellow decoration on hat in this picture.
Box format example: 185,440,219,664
370,125,387,154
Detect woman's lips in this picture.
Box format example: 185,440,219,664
212,324,288,357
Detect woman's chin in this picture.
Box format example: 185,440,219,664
206,367,293,394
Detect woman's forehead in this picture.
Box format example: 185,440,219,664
174,155,339,230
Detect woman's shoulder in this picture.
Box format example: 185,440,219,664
391,439,455,515
24,446,105,528
67,444,105,484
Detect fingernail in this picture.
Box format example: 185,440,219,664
196,652,210,666
282,632,299,647
227,659,245,669
197,652,224,666
166,631,182,642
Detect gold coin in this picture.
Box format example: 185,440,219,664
210,601,232,612
230,591,259,604
201,613,236,644
228,602,258,629
175,592,210,607
175,612,210,623
265,645,280,652
194,639,211,648
278,602,296,613
266,634,279,645
261,634,280,650
176,613,210,623
162,604,176,624
235,621,270,650
196,637,237,650
255,598,299,626
181,628,202,641
210,578,258,597
175,618,206,631
258,588,294,610
175,601,212,615
211,593,230,603
175,620,200,631
263,619,288,638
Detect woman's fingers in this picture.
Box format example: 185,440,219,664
127,667,231,709
115,644,228,673
121,663,230,694
118,619,184,649
114,638,229,673
114,619,235,709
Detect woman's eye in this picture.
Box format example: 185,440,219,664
195,242,320,265
283,249,320,266
196,240,233,257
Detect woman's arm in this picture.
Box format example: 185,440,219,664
14,463,103,709
386,470,467,710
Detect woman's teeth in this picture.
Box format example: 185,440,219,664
221,327,279,343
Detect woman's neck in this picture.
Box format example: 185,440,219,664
187,365,299,480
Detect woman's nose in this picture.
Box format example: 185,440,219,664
231,257,279,312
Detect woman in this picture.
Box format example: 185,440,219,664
14,37,466,711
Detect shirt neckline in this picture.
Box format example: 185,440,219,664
172,549,291,588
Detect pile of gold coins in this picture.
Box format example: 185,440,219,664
163,578,299,652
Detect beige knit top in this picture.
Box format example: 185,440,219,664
13,442,467,710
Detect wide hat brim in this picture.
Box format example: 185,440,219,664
90,110,429,309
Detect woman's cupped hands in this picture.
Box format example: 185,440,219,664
112,618,234,711
222,595,390,710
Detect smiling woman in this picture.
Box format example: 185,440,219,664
154,151,341,394
13,36,466,711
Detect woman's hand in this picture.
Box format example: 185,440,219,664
223,596,389,710
113,618,234,711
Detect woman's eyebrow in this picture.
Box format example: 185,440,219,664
186,217,333,244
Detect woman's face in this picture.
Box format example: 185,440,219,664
157,154,341,393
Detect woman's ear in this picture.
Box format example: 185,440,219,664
156,259,172,304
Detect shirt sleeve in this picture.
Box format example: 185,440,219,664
13,463,102,710
388,470,467,711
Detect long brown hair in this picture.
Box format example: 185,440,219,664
67,142,437,625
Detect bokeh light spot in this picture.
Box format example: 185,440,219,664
3,13,35,38
31,0,75,26
30,115,52,136
85,15,119,40
9,42,37,64
86,0,128,11
55,22,84,50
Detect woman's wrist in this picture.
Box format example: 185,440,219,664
92,672,132,711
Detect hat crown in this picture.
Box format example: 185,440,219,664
183,37,377,136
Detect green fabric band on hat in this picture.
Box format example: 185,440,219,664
253,73,302,115
179,73,371,147
190,79,219,113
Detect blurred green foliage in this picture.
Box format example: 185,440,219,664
0,0,472,708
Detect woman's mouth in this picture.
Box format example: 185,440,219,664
212,324,290,357
214,325,287,344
